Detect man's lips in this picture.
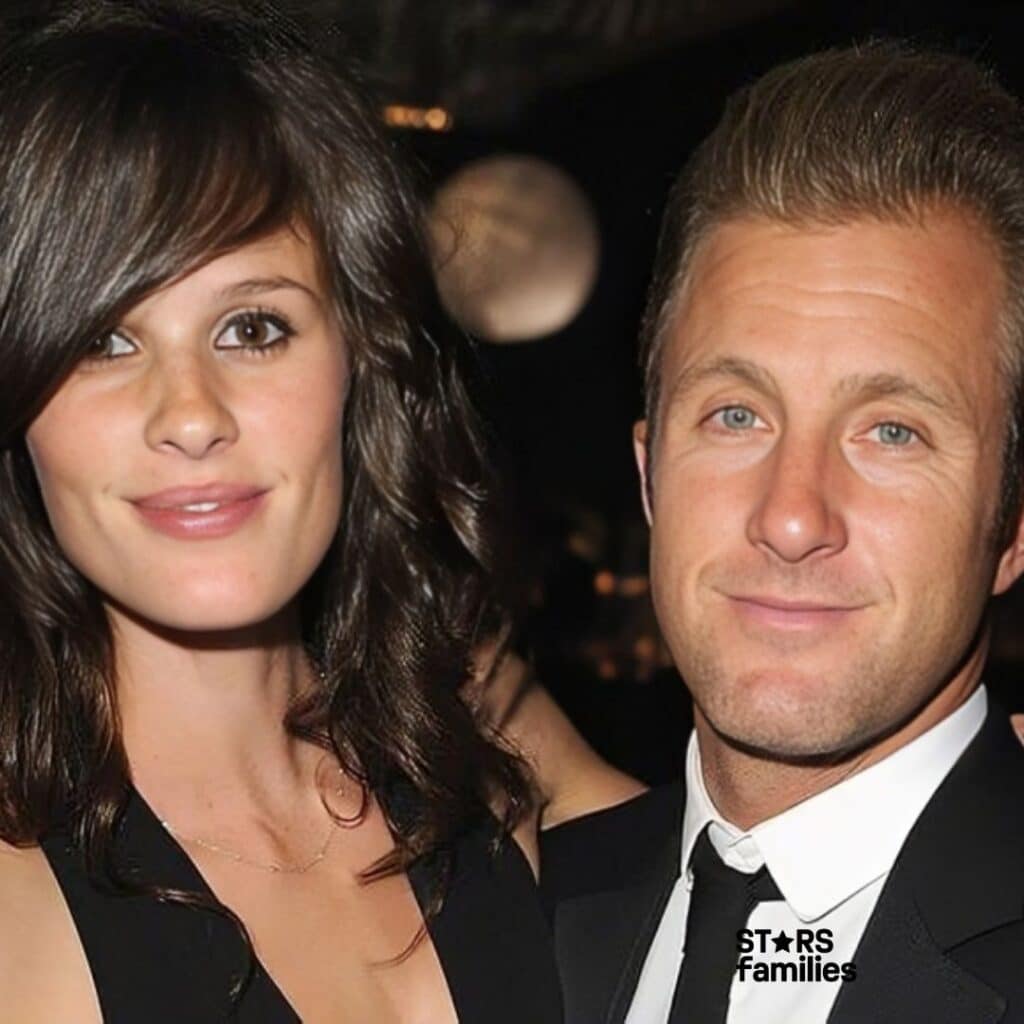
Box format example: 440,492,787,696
732,594,862,612
726,593,866,629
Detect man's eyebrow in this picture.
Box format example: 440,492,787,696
834,372,956,415
214,276,322,303
664,360,966,422
665,356,779,406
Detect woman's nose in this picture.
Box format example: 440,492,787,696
142,357,239,460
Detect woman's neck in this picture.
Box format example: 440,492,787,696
110,602,323,813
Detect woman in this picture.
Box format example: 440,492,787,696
0,3,564,1020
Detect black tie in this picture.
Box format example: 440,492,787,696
667,827,782,1024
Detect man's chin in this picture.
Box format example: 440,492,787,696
704,720,876,766
695,682,886,765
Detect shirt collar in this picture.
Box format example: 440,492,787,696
681,686,987,922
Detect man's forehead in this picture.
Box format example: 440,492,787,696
663,212,1005,371
680,209,1004,303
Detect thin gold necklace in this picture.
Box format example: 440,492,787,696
160,767,347,875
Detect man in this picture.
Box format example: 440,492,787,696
541,43,1024,1024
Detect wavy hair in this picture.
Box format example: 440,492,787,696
0,0,527,950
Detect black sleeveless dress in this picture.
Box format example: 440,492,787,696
40,789,562,1022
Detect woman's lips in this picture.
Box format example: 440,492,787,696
131,491,267,540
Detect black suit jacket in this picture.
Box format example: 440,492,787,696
541,706,1024,1024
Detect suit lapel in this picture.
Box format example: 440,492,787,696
829,706,1024,1024
550,782,685,1024
827,880,1004,1024
555,841,679,1024
605,835,683,1024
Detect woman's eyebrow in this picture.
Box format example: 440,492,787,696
214,276,322,304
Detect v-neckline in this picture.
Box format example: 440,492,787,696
125,786,459,1023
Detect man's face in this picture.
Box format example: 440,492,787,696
638,211,1024,759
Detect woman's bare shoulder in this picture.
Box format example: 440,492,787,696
0,837,101,1022
0,836,61,930
470,649,648,831
516,681,648,829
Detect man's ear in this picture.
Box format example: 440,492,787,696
993,505,1024,595
633,419,652,526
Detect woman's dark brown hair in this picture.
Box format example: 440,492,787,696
0,0,528,970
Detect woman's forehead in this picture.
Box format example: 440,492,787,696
119,227,326,322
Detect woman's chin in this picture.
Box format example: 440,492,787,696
105,590,293,639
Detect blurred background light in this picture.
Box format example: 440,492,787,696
430,155,600,342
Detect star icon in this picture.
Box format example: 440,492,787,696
772,931,793,953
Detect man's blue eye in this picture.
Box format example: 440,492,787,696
875,422,917,446
719,406,758,430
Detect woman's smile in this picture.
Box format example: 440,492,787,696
131,487,269,540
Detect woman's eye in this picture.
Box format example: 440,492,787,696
709,405,763,431
83,331,136,361
217,311,293,353
871,422,919,447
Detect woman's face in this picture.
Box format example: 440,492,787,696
25,226,348,633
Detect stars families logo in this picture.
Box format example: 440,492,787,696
735,928,857,983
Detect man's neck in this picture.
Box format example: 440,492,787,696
695,660,984,831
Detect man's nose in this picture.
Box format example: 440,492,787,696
745,434,847,563
142,355,239,459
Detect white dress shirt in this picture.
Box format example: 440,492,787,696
625,686,988,1024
